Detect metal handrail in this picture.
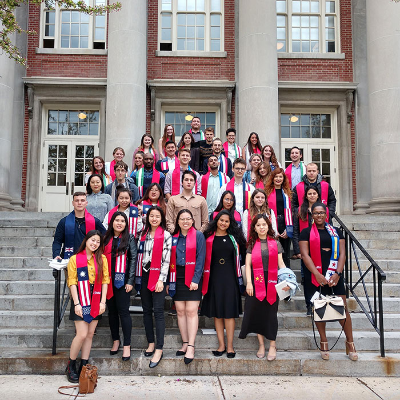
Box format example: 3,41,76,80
52,268,70,355
332,213,386,357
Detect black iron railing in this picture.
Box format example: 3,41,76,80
52,268,70,355
332,213,386,357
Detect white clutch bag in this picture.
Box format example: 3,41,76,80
313,295,346,322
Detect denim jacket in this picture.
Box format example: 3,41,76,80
277,267,300,300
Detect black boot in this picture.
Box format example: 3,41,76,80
78,359,89,377
65,358,79,383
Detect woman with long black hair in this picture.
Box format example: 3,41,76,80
212,190,242,227
103,212,137,361
200,210,246,358
136,183,167,226
65,230,109,383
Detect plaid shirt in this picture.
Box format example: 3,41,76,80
140,230,172,282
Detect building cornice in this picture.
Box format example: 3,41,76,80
23,77,107,87
278,81,358,91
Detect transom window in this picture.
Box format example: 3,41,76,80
280,113,332,139
159,0,223,52
276,0,338,53
48,110,100,136
42,0,106,49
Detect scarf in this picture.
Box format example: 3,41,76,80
201,171,229,200
171,166,198,196
104,237,127,300
168,227,197,297
108,204,138,236
226,179,252,212
309,223,340,287
142,199,160,215
160,157,179,174
189,129,204,141
223,141,241,160
135,226,164,292
76,250,102,323
64,210,95,259
251,237,278,304
202,234,244,295
297,180,330,222
212,210,242,227
285,162,305,189
110,160,116,181
268,188,293,238
218,154,229,175
136,168,161,197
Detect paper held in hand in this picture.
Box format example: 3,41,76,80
48,258,69,270
275,280,290,301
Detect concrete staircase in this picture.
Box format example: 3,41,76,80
0,212,399,377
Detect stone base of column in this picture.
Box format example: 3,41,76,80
10,197,26,212
353,201,370,214
366,197,400,214
0,193,14,211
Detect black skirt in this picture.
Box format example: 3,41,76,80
173,265,202,302
69,284,102,321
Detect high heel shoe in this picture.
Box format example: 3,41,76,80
184,344,195,365
110,339,121,355
176,342,189,356
149,352,163,368
320,341,330,360
144,344,155,357
346,341,358,361
212,347,226,357
267,345,276,361
122,347,131,361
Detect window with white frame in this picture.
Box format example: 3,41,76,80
42,0,106,49
276,0,338,53
159,0,223,52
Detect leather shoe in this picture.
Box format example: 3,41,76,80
184,344,195,365
227,351,236,359
149,352,163,368
122,348,131,361
110,339,121,355
212,348,226,357
176,342,189,356
144,350,154,357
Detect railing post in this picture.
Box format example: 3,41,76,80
378,275,385,357
52,269,60,355
345,231,350,298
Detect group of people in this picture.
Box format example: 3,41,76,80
54,117,358,384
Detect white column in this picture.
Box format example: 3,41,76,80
237,0,279,151
105,0,147,165
367,0,400,212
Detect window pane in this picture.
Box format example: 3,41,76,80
95,27,105,40
292,16,300,27
326,28,335,40
48,122,58,135
281,126,290,138
277,28,286,40
62,11,70,22
276,0,286,13
310,28,319,40
59,145,68,158
162,0,172,10
322,163,330,176
71,11,80,22
89,123,99,136
187,26,195,38
71,23,79,35
48,145,57,158
197,26,205,38
70,36,79,48
186,39,195,50
59,111,68,122
80,13,89,23
300,114,310,125
61,36,69,48
301,126,310,138
46,10,55,24
187,13,195,25
322,127,331,138
196,13,204,25
302,1,310,12
162,28,171,41
292,28,300,40
322,149,330,161
302,28,310,40
58,174,67,186
310,16,319,27
312,126,321,138
61,23,70,35
326,41,335,52
310,0,319,12
197,39,205,51
79,123,88,135
301,41,310,52
326,16,335,27
277,15,286,26
162,14,171,28
291,126,300,138
178,0,186,10
281,114,290,126
326,1,335,13
69,112,79,123
187,0,195,11
210,13,220,25
177,38,185,50
293,1,300,12
211,26,220,39
177,25,186,37
210,39,219,51
211,0,221,12
197,0,205,11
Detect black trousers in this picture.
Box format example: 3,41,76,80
106,285,132,346
277,215,291,268
301,260,313,308
140,270,166,350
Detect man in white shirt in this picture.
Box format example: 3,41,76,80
284,146,306,189
223,128,242,164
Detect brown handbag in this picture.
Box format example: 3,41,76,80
79,364,98,394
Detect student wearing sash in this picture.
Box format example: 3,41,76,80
53,192,105,261
262,145,281,171
104,212,137,362
292,186,320,315
65,230,109,383
239,214,289,361
177,132,201,172
133,133,159,164
197,127,215,171
265,168,293,268
130,153,165,198
166,170,208,233
156,141,179,175
211,190,242,227
167,209,206,364
86,174,114,222
291,163,337,223
242,189,277,241
217,158,255,216
103,186,142,236
185,116,204,143
136,183,167,226
105,147,127,182
202,137,233,178
254,161,271,189
202,155,230,217
223,128,242,164
132,151,145,173
243,153,263,184
164,148,202,200
136,206,172,368
243,132,263,170
105,161,140,207
284,146,306,189
159,124,176,159
85,156,111,186
299,203,358,361
201,210,246,358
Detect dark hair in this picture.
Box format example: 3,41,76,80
73,191,86,199
172,209,195,235
116,185,132,200
247,214,276,249
265,167,291,197
299,186,321,221
137,183,166,215
214,190,236,214
203,210,246,249
249,189,270,218
178,147,191,155
76,230,104,284
192,116,201,122
103,212,130,255
205,127,214,134
246,132,263,154
262,145,279,168
311,202,327,212
226,128,236,136
233,157,246,168
89,156,106,177
140,133,155,150
208,154,218,163
290,146,302,155
255,161,271,186
162,125,176,149
165,140,176,148
143,205,167,233
86,174,105,194
182,170,196,182
114,161,128,172
178,132,195,149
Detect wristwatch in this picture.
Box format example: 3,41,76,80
335,271,342,277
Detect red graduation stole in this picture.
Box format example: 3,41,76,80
226,179,251,211
212,210,242,227
255,180,265,189
268,188,293,231
171,166,198,196
251,238,278,304
297,181,330,222
104,237,127,300
76,250,102,323
223,141,241,159
201,171,228,200
110,160,116,181
285,162,305,189
108,204,138,236
161,157,179,174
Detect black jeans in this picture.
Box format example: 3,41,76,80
106,285,132,346
301,260,313,308
140,270,166,350
277,214,291,268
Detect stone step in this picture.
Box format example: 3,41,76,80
353,283,400,298
0,328,396,353
0,236,53,247
0,268,53,281
355,249,400,260
1,349,398,377
0,227,55,237
0,281,55,295
347,222,400,232
0,257,52,269
0,295,56,311
338,215,400,223
356,259,400,272
0,246,52,257
350,230,400,240
358,239,400,250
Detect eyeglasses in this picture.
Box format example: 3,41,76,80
179,218,193,222
223,198,234,203
234,167,246,171
312,211,326,216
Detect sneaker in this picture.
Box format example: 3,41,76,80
168,309,177,316
306,305,312,316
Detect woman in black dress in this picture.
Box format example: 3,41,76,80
239,214,289,361
103,212,137,361
299,203,358,361
168,209,206,364
201,210,246,358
